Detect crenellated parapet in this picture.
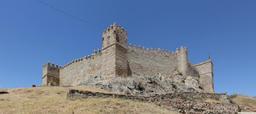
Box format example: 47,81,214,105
62,58,84,68
128,44,177,56
62,48,104,68
102,23,128,49
103,23,128,36
44,63,62,69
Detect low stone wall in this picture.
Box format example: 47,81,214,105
67,90,240,114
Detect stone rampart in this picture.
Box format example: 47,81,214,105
59,44,203,88
60,51,104,86
127,44,178,77
60,42,127,86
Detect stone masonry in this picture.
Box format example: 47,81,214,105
42,23,214,93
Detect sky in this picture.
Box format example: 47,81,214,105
0,0,255,96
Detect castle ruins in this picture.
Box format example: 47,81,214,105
42,23,214,93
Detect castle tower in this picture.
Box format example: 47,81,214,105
177,47,189,75
101,23,130,77
193,59,215,93
42,63,61,86
102,23,128,49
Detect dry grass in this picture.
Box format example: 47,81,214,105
0,87,179,114
231,95,256,111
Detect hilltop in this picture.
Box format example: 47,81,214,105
1,87,255,114
0,87,178,114
231,95,256,112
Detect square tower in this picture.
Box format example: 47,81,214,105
102,23,128,49
101,23,130,77
42,63,61,86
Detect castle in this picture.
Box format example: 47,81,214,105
42,23,214,93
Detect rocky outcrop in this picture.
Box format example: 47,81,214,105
79,73,203,96
67,90,240,114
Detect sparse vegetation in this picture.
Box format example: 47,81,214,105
231,95,256,112
0,87,179,114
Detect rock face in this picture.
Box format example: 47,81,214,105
79,72,204,96
67,90,240,114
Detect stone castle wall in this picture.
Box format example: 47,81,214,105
46,44,213,90
59,42,130,86
58,45,179,86
58,43,204,87
57,44,214,92
60,51,103,86
42,23,214,93
127,45,178,77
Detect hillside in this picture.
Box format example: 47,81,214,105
1,87,256,114
0,87,179,114
231,95,256,112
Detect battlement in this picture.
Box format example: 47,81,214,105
175,46,188,54
128,44,176,55
61,43,130,69
44,63,62,69
62,58,85,68
103,23,127,35
62,48,104,68
102,23,128,49
128,44,189,56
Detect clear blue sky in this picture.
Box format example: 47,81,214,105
0,0,255,96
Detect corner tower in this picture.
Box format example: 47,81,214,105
102,23,128,49
101,23,130,77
